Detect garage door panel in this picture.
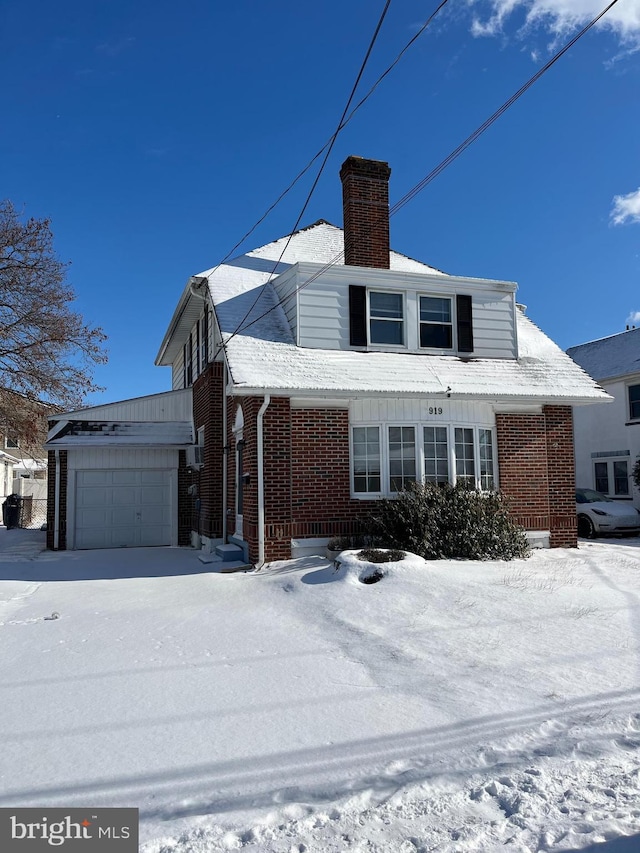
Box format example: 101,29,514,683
111,470,140,485
74,469,173,549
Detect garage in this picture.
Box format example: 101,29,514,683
74,469,173,549
45,389,194,551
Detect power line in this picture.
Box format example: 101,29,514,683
214,0,392,360
204,0,452,282
230,0,620,339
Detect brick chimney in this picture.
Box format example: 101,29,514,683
340,155,391,269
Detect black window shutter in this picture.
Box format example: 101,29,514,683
349,285,367,347
456,294,474,353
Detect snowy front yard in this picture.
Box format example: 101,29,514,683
1,537,640,852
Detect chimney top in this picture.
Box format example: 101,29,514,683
340,155,391,269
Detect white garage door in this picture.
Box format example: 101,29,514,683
75,469,172,549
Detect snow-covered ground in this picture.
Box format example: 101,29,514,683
1,531,640,852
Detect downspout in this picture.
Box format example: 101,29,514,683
54,450,60,550
222,362,228,544
256,394,271,568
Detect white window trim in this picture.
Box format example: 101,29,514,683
367,290,406,348
350,421,497,498
418,293,455,353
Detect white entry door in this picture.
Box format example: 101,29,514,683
74,469,172,549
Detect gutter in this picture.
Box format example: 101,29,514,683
256,394,271,568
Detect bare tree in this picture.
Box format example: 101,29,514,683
0,200,107,448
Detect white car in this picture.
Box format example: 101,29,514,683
576,488,640,538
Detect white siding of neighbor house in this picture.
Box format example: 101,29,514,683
285,263,517,358
573,376,640,510
350,398,495,427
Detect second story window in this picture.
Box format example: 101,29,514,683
420,296,453,349
629,384,640,421
5,437,19,449
369,292,404,345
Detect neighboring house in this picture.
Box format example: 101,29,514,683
0,428,48,503
47,156,609,557
567,327,640,509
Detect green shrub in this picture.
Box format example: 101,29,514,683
364,481,529,561
356,548,405,563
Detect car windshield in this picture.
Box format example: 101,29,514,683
576,488,613,504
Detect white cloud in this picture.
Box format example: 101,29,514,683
471,0,640,49
626,310,640,324
611,187,640,225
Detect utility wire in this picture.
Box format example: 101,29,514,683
204,0,451,283
213,0,392,359
231,0,620,339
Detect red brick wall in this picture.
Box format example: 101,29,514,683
177,450,192,547
46,450,67,550
544,405,577,548
340,156,391,269
496,408,577,548
192,362,224,539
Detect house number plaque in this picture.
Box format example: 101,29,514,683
427,406,444,415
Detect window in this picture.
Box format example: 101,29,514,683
455,427,475,482
629,384,640,420
479,429,495,490
614,461,629,495
369,292,404,345
195,321,201,377
388,426,416,491
594,461,609,494
352,427,381,494
420,296,453,349
424,426,449,484
351,423,495,497
593,458,629,496
4,437,19,449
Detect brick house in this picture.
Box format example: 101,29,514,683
47,155,608,558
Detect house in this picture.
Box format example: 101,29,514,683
46,156,609,558
567,327,640,508
1,428,48,503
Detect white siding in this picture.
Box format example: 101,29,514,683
172,349,185,390
286,262,517,358
271,266,298,342
350,398,495,426
55,390,192,423
573,378,640,509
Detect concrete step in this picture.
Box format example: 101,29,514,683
215,543,245,562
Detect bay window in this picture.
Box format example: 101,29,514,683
351,423,496,496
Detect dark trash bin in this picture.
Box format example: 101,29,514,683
2,494,21,529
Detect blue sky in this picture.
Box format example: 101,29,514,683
2,0,639,406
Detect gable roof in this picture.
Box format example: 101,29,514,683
160,221,609,405
567,327,640,382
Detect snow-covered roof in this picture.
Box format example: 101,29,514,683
567,327,640,382
46,421,194,449
192,221,608,405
